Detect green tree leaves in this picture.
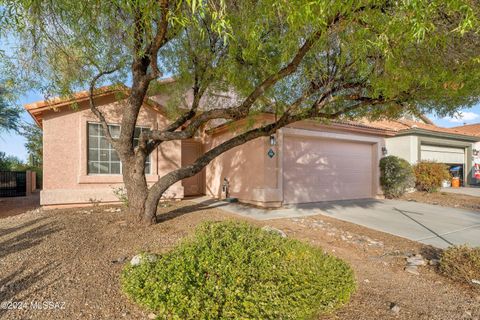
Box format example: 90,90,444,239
0,86,20,133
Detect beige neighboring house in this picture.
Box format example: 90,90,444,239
374,119,480,187
450,123,480,185
25,84,480,208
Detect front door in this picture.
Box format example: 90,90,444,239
181,141,204,196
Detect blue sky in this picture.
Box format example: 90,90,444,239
431,104,480,127
0,91,43,161
1,89,479,162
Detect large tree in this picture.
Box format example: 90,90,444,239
2,0,480,224
20,122,42,167
0,86,20,133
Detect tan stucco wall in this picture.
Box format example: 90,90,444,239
473,142,480,185
41,98,183,206
205,117,386,206
205,126,276,206
385,135,419,164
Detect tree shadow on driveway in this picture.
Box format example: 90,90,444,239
393,207,455,247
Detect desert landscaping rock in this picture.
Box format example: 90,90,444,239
130,254,142,266
295,217,385,248
0,201,479,319
261,225,287,238
130,253,158,266
406,254,427,266
112,256,127,264
389,302,401,314
404,265,420,275
428,259,440,266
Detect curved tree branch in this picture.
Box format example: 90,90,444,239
88,68,120,147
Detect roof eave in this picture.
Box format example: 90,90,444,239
395,128,480,142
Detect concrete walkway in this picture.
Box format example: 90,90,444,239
441,187,480,197
190,196,480,248
0,192,40,219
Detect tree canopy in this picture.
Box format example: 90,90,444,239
20,122,42,167
2,0,479,119
1,0,479,222
0,151,25,171
0,86,20,133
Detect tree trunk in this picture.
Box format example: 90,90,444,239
143,174,179,224
143,189,163,224
122,159,150,224
141,118,293,223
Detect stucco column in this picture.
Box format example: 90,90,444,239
26,170,32,196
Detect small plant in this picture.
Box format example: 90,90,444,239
121,221,356,319
112,186,129,207
413,161,451,192
379,155,415,198
88,198,101,207
440,246,480,288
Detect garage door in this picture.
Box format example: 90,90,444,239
420,145,464,164
283,136,374,204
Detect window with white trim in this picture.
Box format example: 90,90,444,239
87,123,151,175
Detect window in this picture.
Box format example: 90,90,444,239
87,123,151,175
134,127,151,174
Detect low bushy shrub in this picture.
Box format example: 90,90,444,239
379,156,415,198
413,161,451,192
122,221,356,319
440,246,480,287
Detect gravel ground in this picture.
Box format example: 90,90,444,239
0,201,479,320
0,192,40,219
401,191,480,212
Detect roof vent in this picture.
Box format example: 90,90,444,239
411,124,418,128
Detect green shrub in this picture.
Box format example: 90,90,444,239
379,156,415,198
122,221,356,319
440,246,480,287
112,186,129,207
413,161,451,192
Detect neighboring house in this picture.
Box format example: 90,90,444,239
373,119,480,186
450,123,480,185
25,85,480,208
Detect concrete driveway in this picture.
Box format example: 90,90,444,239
191,197,480,248
302,199,480,248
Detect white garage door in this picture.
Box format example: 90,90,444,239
420,145,465,164
283,136,374,204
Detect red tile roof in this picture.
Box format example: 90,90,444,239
24,78,176,127
451,123,480,136
354,118,478,138
24,80,479,141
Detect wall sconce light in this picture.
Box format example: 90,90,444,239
270,134,276,146
382,147,388,156
474,149,479,156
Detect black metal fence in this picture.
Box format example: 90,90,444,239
0,171,27,197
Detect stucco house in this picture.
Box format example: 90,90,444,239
450,123,480,185
25,85,480,208
370,119,480,186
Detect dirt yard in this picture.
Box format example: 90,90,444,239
0,201,478,320
0,192,40,219
401,191,480,212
